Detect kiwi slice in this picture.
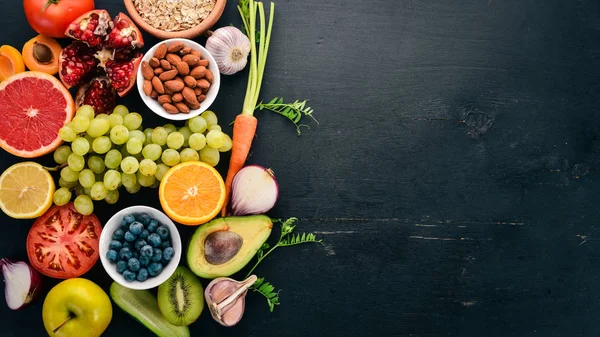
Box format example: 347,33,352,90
110,282,189,337
158,266,205,326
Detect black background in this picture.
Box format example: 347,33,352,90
1,0,600,336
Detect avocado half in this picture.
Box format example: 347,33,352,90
187,215,273,279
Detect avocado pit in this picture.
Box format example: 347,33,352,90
204,231,243,265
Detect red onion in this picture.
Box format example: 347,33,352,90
0,258,42,310
230,165,279,216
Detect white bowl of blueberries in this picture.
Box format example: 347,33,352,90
99,206,182,290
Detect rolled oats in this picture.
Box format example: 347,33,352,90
133,0,217,32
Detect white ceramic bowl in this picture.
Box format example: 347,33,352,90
99,206,182,290
137,38,221,121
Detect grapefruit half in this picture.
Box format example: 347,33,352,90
0,71,74,158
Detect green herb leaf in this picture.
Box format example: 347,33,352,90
255,97,318,135
251,277,280,312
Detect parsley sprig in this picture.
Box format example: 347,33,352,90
256,97,318,135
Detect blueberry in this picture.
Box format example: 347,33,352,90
141,245,154,257
147,233,161,247
148,262,163,276
124,231,137,242
156,226,170,240
152,248,162,262
138,213,152,225
139,256,151,267
134,239,147,251
116,260,128,274
128,258,141,272
139,229,150,240
132,251,139,259
106,249,118,262
122,241,132,249
160,241,171,249
129,221,144,235
109,240,122,250
119,247,133,261
137,268,149,282
112,228,125,240
147,219,159,233
123,270,136,282
123,214,136,225
163,247,175,261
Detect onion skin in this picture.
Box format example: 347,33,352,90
230,165,279,216
0,258,42,310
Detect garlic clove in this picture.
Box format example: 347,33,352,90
204,275,257,327
206,26,251,75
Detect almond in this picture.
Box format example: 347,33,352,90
182,87,198,104
186,100,201,110
164,86,175,95
154,67,164,75
172,93,183,103
151,77,165,94
180,47,192,56
149,57,160,68
205,69,214,83
154,43,168,59
196,79,211,89
163,103,179,114
190,66,206,79
176,62,190,76
193,87,203,96
197,94,206,102
167,41,184,53
182,54,200,67
159,69,178,81
184,76,197,88
158,95,172,104
160,59,172,70
164,79,185,92
141,61,153,80
150,90,159,99
175,102,190,113
143,80,152,96
190,50,202,58
166,53,182,65
198,59,209,67
202,86,209,94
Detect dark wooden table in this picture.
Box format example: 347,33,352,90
1,0,600,336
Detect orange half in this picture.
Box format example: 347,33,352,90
159,161,225,226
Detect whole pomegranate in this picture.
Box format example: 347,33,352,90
59,10,144,114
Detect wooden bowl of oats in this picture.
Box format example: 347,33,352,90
124,0,226,40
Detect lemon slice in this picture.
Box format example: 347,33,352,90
0,162,55,219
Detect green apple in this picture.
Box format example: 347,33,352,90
42,278,113,337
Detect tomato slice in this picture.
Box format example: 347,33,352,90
26,203,101,279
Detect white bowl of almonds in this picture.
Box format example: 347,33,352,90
137,38,220,121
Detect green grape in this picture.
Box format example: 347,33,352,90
121,173,137,188
129,130,146,143
87,118,110,138
188,116,207,133
143,128,154,146
142,144,162,161
209,125,222,131
58,126,77,142
163,124,177,134
113,104,129,117
67,153,85,171
188,133,206,151
178,126,192,146
87,156,106,174
95,113,109,120
108,113,124,128
155,163,170,181
92,136,112,154
103,170,121,190
59,177,78,188
218,133,232,152
137,171,156,187
120,146,130,158
78,169,96,188
74,183,84,197
205,130,225,149
139,159,157,176
105,189,119,204
166,132,184,149
52,187,72,206
180,148,199,162
104,149,122,169
53,145,72,164
126,138,143,155
151,127,168,146
60,166,79,182
71,137,90,155
201,110,218,127
71,116,90,133
199,147,220,166
110,125,129,145
126,183,141,194
75,105,95,120
121,156,140,174
90,181,108,200
74,195,94,215
150,180,160,189
161,149,180,166
123,113,142,130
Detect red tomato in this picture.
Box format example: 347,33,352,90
23,0,95,38
26,203,102,279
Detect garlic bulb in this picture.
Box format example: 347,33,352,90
206,27,251,75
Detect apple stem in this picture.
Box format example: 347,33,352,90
52,314,74,333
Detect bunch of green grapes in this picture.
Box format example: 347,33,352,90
53,104,232,215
